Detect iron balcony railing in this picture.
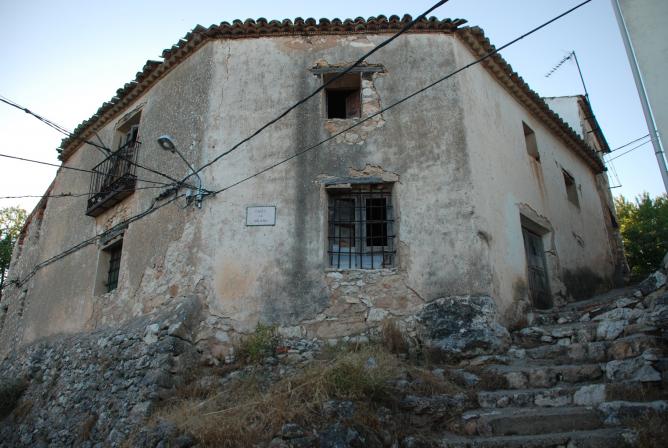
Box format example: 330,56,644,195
86,141,140,217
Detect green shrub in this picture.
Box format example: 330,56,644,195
237,323,278,364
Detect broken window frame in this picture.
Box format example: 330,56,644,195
327,184,395,269
323,72,362,119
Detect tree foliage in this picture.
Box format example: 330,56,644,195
0,206,27,295
614,193,668,282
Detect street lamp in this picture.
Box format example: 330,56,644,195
157,135,204,208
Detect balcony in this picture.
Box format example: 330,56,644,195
86,141,139,217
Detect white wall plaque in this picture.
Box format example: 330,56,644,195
246,206,276,226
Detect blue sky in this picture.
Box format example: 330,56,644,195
0,0,663,212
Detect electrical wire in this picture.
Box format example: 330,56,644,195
9,192,185,288
0,185,168,200
207,0,594,198
605,139,652,163
186,0,451,182
0,152,173,187
0,95,188,187
607,133,650,153
7,0,593,289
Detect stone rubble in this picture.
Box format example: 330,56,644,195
0,263,666,447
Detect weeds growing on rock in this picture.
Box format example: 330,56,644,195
236,323,279,364
157,345,409,447
381,319,409,354
633,411,668,448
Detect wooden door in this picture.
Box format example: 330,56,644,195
522,227,552,309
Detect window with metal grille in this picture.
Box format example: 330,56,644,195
105,241,123,292
328,184,395,269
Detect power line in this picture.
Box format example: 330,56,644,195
0,152,173,187
0,185,167,200
608,133,650,153
207,0,594,198
186,0,451,182
0,95,187,187
8,0,593,289
605,139,652,163
9,192,184,288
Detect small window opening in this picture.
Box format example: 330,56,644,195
105,241,123,292
328,184,395,269
116,112,141,150
324,73,361,119
562,170,580,207
523,122,540,161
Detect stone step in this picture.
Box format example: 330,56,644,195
518,333,664,364
598,400,668,425
485,362,604,389
513,317,660,348
478,381,668,409
527,309,584,326
460,406,604,437
512,322,598,347
560,286,640,313
440,427,633,448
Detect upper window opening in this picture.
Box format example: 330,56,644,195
86,112,141,217
562,169,580,207
105,241,123,292
324,73,361,119
327,184,395,269
523,122,540,161
116,112,141,150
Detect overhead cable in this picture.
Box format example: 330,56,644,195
7,0,594,289
605,139,653,163
0,185,168,200
187,0,451,181
208,0,594,198
0,95,187,187
0,152,173,187
10,192,185,288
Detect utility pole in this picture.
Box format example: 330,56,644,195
611,0,668,193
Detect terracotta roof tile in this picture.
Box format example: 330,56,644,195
58,15,465,160
57,15,603,174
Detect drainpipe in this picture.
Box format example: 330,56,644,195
611,0,668,193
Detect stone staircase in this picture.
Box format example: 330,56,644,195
444,281,668,447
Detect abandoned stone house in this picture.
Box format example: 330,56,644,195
0,16,626,358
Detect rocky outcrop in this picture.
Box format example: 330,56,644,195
418,295,510,360
0,298,202,448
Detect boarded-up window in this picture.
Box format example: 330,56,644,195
324,73,361,119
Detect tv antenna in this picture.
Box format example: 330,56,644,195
545,51,590,101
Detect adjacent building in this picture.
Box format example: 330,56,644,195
0,16,626,357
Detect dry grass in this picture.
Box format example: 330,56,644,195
633,411,668,448
381,319,409,355
403,368,464,396
471,370,509,390
236,323,279,365
158,345,402,447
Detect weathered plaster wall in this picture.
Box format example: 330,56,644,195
194,33,488,341
1,31,620,357
454,39,617,320
0,43,216,354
